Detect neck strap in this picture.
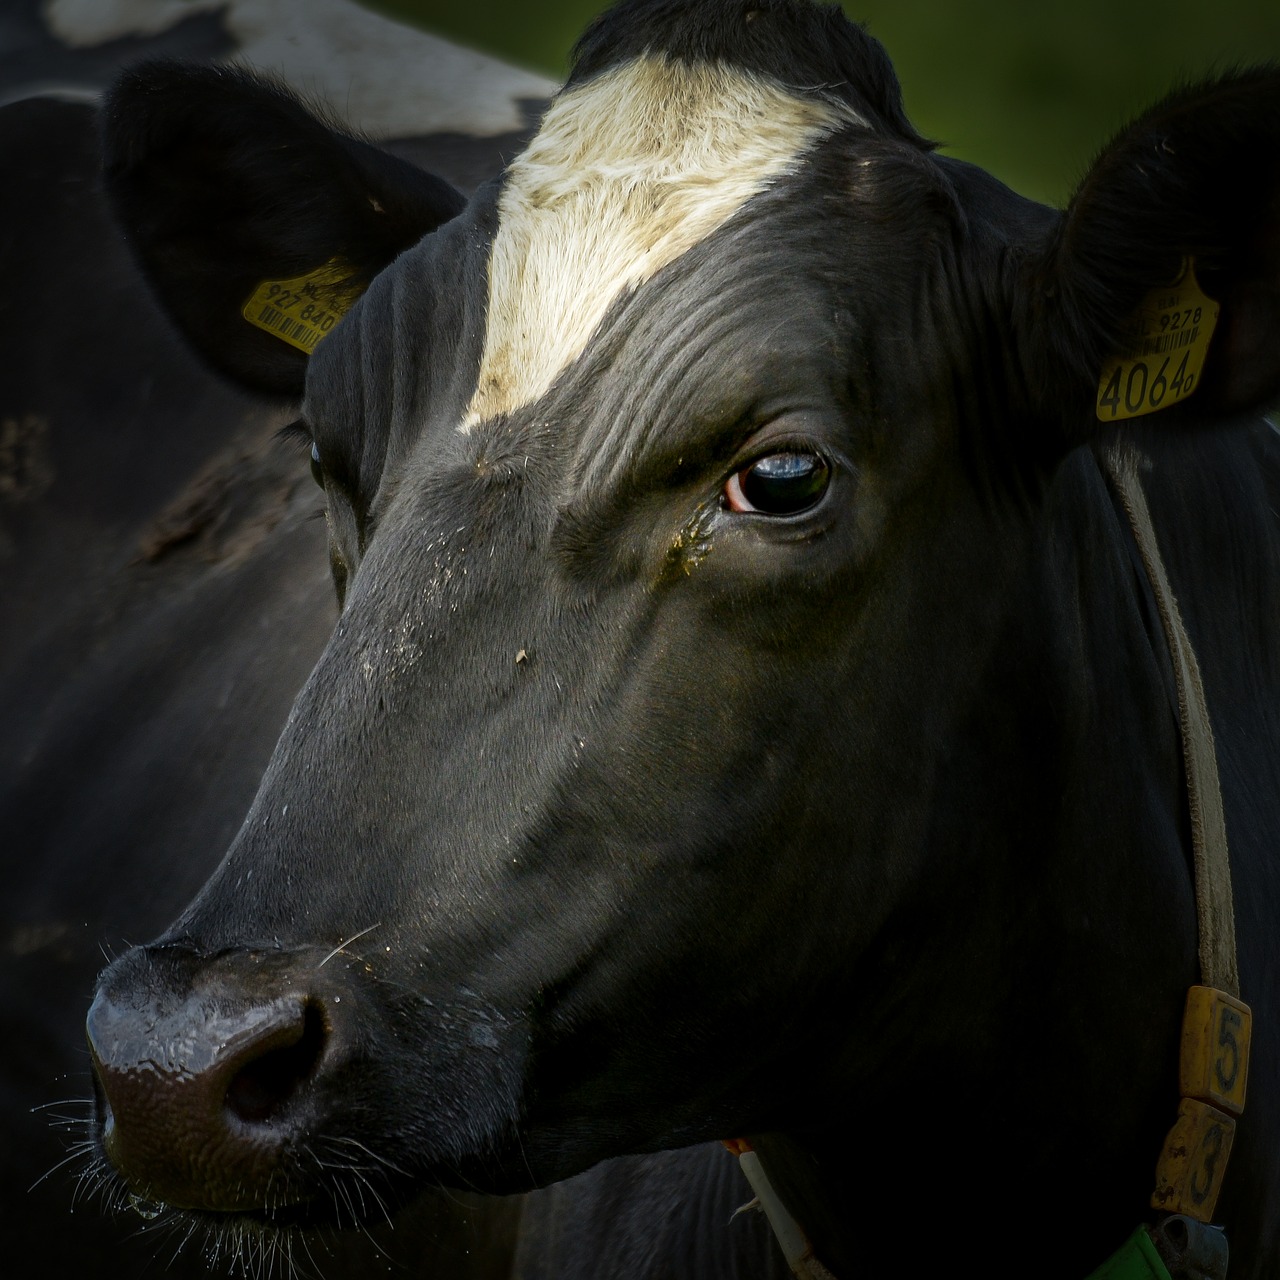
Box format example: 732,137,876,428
1102,443,1239,995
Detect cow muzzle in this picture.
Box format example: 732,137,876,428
85,944,347,1214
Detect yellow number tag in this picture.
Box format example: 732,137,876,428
242,258,361,354
1151,1097,1235,1222
1095,258,1219,422
1180,985,1250,1117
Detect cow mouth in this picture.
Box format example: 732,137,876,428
84,1089,421,1238
86,1175,379,1275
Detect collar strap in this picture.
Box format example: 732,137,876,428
1102,445,1251,1240
1102,444,1239,994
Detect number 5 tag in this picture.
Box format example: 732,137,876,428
1180,986,1250,1117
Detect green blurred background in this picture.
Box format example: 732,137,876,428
358,0,1280,207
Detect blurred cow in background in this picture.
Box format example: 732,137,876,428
0,2,550,1275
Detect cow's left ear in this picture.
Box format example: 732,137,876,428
1019,67,1280,441
102,61,467,398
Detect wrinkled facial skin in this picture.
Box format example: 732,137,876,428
93,124,1026,1214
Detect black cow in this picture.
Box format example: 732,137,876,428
80,0,1280,1276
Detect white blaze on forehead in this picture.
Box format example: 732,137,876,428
462,56,862,430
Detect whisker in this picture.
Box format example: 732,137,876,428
430,1173,471,1210
332,1178,358,1231
299,1230,325,1279
325,1134,408,1177
166,1216,202,1269
515,1123,537,1188
317,922,382,968
70,1159,110,1211
44,1115,93,1132
31,1095,94,1114
29,1142,98,1192
349,1170,394,1229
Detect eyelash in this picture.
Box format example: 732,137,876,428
276,419,326,488
277,418,313,452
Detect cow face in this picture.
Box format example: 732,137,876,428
86,0,1280,1253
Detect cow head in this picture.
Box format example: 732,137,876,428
85,0,1280,1269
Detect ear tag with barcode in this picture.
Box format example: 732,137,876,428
243,258,361,354
1096,258,1220,422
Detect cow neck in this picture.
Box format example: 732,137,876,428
719,442,1243,1280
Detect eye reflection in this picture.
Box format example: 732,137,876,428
724,452,829,515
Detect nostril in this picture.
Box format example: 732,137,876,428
85,956,349,1213
225,999,328,1125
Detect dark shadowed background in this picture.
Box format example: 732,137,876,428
360,0,1280,206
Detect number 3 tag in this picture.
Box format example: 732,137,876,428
1096,259,1220,422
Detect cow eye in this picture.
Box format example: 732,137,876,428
724,452,829,515
309,442,324,488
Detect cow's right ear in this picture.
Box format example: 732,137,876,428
1015,67,1280,445
102,61,467,397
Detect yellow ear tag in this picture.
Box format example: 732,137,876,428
242,258,361,354
1096,258,1220,422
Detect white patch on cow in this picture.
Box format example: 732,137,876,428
42,0,557,136
461,56,861,430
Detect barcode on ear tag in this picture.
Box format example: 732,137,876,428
242,258,362,354
1096,258,1219,422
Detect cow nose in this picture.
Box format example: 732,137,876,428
86,954,331,1212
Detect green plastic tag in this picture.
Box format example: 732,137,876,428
1086,1227,1173,1280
